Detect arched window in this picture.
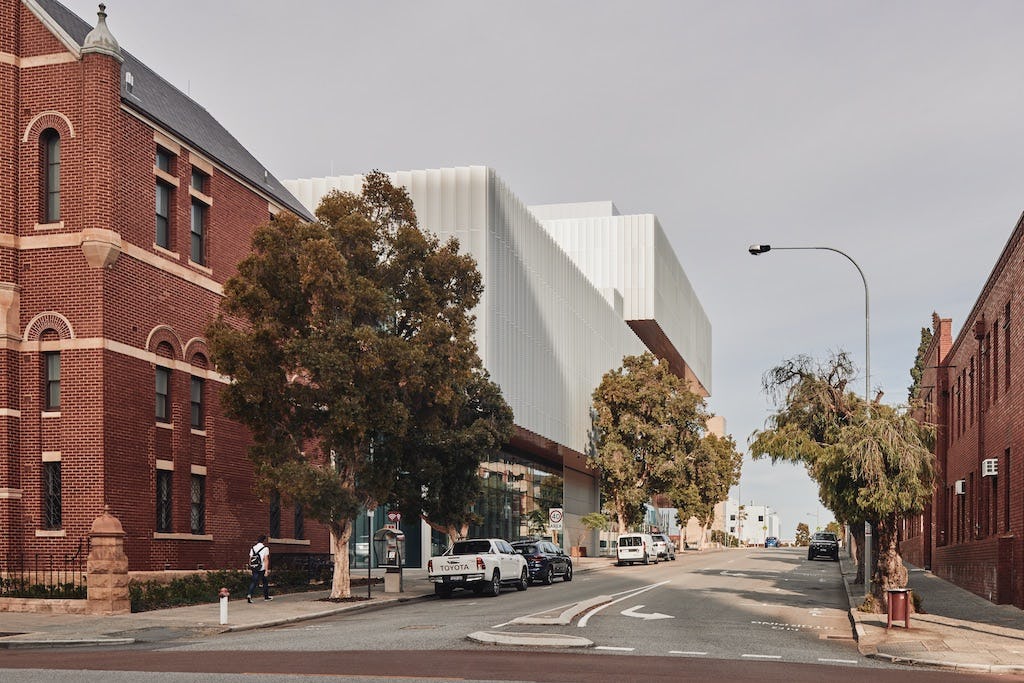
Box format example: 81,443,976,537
40,129,61,222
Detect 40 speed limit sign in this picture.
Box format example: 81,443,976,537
548,507,564,530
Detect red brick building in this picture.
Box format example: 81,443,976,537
906,214,1024,607
0,0,328,570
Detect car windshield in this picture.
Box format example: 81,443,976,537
812,533,837,541
451,540,493,554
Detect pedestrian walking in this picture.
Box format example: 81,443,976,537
246,534,272,603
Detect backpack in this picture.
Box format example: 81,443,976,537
248,544,263,571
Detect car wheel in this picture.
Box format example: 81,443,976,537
541,565,554,585
563,562,573,582
487,570,501,597
516,567,529,591
616,560,624,567
472,584,484,594
807,552,814,561
434,584,452,598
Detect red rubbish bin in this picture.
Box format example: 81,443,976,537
886,588,911,629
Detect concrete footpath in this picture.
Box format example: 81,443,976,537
0,555,616,649
841,557,1024,674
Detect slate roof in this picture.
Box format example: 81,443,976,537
35,0,314,220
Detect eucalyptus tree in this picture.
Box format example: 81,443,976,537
750,352,935,602
208,172,506,598
588,352,708,532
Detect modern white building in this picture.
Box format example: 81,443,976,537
723,501,781,546
285,167,712,565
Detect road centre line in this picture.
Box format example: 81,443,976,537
595,646,635,651
578,581,671,627
742,654,782,659
669,651,708,656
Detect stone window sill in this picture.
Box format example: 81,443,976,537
269,538,311,546
190,428,207,437
35,529,65,537
156,421,173,430
153,533,213,541
41,411,60,419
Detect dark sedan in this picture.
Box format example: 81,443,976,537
511,540,573,584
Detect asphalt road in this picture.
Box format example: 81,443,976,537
0,548,1006,681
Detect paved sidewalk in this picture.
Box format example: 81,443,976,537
840,557,1024,674
0,555,619,649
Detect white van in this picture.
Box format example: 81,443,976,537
616,533,657,566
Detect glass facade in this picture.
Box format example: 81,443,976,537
429,450,563,558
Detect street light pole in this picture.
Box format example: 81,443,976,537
748,243,872,598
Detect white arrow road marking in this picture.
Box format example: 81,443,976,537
720,570,750,578
578,581,671,627
620,604,674,620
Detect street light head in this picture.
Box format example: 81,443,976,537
748,244,772,255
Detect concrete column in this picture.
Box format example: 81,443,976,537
87,506,129,615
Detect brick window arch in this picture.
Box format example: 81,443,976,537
24,312,74,342
39,128,60,223
145,325,183,360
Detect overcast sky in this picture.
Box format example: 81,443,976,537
64,0,1024,539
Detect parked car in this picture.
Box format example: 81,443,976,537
807,531,839,561
650,533,677,560
765,536,779,548
427,538,529,597
616,532,657,566
511,540,573,584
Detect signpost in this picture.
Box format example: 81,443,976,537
549,507,563,547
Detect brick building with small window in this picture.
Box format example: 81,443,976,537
0,0,328,570
906,213,1024,607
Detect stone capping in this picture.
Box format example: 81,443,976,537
0,597,86,614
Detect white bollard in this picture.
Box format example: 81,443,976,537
219,587,230,625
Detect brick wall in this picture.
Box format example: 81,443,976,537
1,2,329,569
922,215,1024,607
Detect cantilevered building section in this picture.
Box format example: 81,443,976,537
529,201,712,397
285,167,712,558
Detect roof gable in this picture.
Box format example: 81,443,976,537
32,0,312,220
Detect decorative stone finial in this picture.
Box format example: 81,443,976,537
90,505,125,536
82,3,123,62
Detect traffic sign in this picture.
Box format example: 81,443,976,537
549,507,563,530
387,511,402,523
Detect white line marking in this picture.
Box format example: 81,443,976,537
818,658,858,665
595,646,635,651
670,650,707,655
578,581,671,627
742,654,782,659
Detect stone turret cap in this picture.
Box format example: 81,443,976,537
82,4,123,62
90,505,125,536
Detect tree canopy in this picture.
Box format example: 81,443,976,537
588,352,710,532
669,432,742,549
907,325,934,401
749,352,935,602
207,172,510,597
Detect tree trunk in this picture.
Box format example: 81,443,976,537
330,518,353,599
698,523,707,551
872,515,908,604
850,522,865,585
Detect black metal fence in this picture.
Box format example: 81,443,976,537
0,539,88,599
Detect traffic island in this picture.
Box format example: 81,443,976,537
467,631,593,648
